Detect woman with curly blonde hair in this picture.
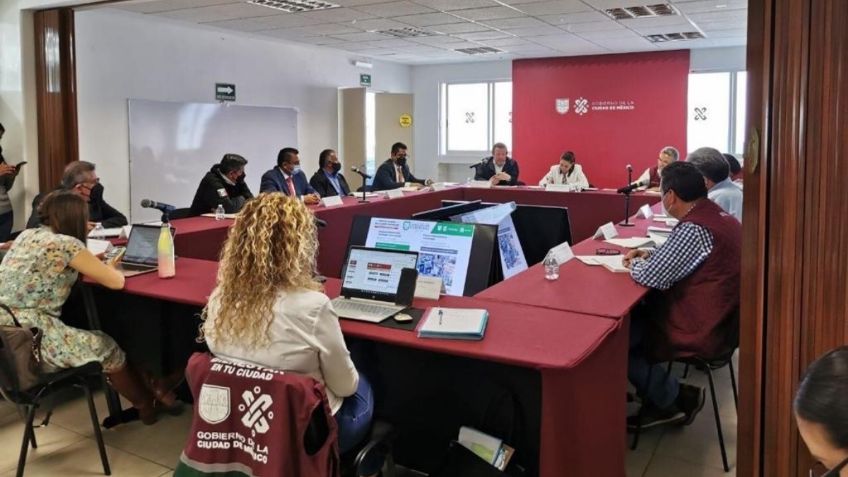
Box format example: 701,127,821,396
202,193,373,454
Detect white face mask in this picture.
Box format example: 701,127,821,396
292,165,302,175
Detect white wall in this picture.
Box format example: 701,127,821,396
690,46,747,72
74,8,412,216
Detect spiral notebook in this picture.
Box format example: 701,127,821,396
417,307,488,340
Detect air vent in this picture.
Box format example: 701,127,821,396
604,3,679,20
645,31,705,42
377,27,434,38
248,0,340,13
455,46,502,55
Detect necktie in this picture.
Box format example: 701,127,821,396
286,176,296,196
396,166,404,183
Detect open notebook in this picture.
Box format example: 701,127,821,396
417,307,488,340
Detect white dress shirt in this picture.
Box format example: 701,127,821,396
708,178,743,222
204,288,359,414
539,163,590,188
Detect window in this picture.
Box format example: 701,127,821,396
687,71,747,155
365,91,376,174
440,81,512,155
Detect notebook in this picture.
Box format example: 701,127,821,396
417,307,488,340
575,255,630,273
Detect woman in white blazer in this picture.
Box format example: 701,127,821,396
539,151,590,189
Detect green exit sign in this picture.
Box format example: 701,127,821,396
360,74,372,87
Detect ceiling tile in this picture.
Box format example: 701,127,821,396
483,37,535,47
673,0,747,14
560,20,624,33
575,28,643,40
502,24,564,36
330,31,390,41
285,23,363,35
705,28,746,38
296,8,377,23
454,30,514,40
203,17,284,31
158,3,279,23
347,18,412,31
580,0,655,8
590,37,656,51
354,1,436,16
479,16,549,29
427,21,491,33
618,15,695,29
117,0,235,14
686,9,747,23
368,38,419,47
695,18,747,30
537,11,610,26
333,0,395,5
391,12,466,26
450,6,525,21
513,0,592,16
412,0,497,10
409,34,475,45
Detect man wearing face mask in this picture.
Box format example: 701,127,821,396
189,153,254,216
309,149,350,198
372,142,430,191
260,147,320,205
26,161,128,230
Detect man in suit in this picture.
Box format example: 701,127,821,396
190,153,254,216
474,143,520,186
260,147,320,204
372,142,431,191
26,160,128,230
309,149,350,198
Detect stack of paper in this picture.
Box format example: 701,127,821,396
575,255,630,273
604,237,655,248
417,307,488,340
458,426,515,471
87,239,114,256
88,227,124,239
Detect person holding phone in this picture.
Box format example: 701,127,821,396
0,122,22,242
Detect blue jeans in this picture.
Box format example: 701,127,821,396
0,210,12,243
335,373,374,454
628,317,679,409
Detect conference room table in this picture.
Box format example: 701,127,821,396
90,258,629,477
169,185,659,278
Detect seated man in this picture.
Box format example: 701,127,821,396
189,153,254,216
723,153,743,188
309,149,350,198
636,146,679,191
260,147,320,204
26,160,128,230
372,142,430,191
623,162,741,429
688,147,743,222
474,143,519,186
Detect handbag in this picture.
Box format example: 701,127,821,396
0,303,44,391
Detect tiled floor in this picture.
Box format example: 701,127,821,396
0,359,738,477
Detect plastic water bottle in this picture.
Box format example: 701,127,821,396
92,222,104,237
543,253,559,281
214,204,225,221
157,223,175,279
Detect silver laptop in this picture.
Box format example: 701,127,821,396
117,224,170,277
331,247,419,323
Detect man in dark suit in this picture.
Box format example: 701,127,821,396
189,153,254,216
474,143,520,186
259,147,320,204
26,160,128,230
372,142,431,191
309,149,350,198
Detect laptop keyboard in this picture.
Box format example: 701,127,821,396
331,298,401,319
121,262,156,272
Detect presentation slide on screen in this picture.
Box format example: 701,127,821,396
454,202,528,280
364,218,475,296
342,248,418,295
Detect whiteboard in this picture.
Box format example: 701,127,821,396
128,100,297,222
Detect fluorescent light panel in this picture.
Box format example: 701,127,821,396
247,0,340,13
605,4,679,20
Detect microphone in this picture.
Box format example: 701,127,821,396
616,179,647,194
469,159,487,169
626,164,633,172
351,166,372,179
141,199,176,212
315,218,327,228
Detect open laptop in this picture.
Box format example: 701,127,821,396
331,247,419,323
117,224,173,277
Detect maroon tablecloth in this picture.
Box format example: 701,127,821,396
475,213,660,318
106,260,628,477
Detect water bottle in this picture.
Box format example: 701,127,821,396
543,253,559,281
157,222,175,279
92,222,104,237
214,203,225,221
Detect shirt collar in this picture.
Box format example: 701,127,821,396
218,171,235,186
278,167,292,180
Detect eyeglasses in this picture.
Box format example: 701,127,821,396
595,248,621,256
810,455,848,477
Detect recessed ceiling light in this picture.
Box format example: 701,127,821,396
247,0,340,13
376,27,435,38
645,31,705,42
605,3,679,20
455,46,502,55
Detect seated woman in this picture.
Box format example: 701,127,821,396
539,151,590,189
0,191,176,424
795,346,848,476
202,193,372,454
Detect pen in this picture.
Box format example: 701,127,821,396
438,309,443,325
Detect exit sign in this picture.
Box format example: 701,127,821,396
360,74,372,87
215,83,236,101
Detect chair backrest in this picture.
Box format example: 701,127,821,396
176,352,340,477
169,208,194,220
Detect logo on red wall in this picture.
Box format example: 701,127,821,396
555,98,570,114
575,97,590,116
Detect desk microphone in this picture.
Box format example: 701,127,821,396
351,166,372,179
468,159,487,169
616,179,647,194
140,199,176,212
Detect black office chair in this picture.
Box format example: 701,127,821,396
169,208,193,220
630,309,739,473
0,352,111,477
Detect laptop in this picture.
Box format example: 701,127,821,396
331,247,419,323
116,224,173,277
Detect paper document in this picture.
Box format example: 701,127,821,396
576,255,630,273
88,227,123,239
87,239,114,256
458,426,503,465
467,180,492,189
418,307,488,340
647,232,669,247
201,213,238,219
414,276,443,300
349,192,380,198
604,237,655,248
647,226,673,234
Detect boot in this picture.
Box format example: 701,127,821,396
141,369,184,410
105,365,157,425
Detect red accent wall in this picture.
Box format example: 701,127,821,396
512,50,689,188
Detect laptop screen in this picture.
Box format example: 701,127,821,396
124,225,162,265
341,247,418,301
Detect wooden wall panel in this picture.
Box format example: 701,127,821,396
33,8,78,192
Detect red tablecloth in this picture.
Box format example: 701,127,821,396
475,213,660,318
105,259,628,476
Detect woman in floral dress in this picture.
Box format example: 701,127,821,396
0,191,171,424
